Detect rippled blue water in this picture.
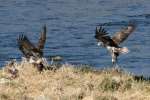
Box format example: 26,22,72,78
0,0,150,76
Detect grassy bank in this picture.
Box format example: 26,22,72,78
0,61,150,100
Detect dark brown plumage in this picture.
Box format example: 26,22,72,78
95,26,118,47
95,23,135,47
37,25,46,50
95,23,136,66
112,23,135,45
17,25,47,59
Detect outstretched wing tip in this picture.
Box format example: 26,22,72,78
37,25,47,50
43,24,47,31
128,21,137,28
112,22,136,45
95,25,110,41
17,34,25,41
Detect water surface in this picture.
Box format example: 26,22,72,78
0,0,150,76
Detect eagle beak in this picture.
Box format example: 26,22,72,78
97,42,102,46
97,42,104,47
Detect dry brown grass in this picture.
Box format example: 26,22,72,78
0,61,150,100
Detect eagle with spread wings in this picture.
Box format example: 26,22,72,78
95,23,136,66
17,25,46,59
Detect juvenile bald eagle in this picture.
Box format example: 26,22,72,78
17,25,46,60
95,23,136,66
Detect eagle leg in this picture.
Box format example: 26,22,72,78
111,53,119,68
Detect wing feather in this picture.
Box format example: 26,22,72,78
95,26,117,47
112,23,136,45
37,25,46,50
17,34,36,58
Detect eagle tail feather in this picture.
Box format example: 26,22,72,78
119,47,129,54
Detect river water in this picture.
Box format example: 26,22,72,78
0,0,150,76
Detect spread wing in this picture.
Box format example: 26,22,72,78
112,23,136,45
17,34,37,58
95,26,117,47
37,25,46,50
